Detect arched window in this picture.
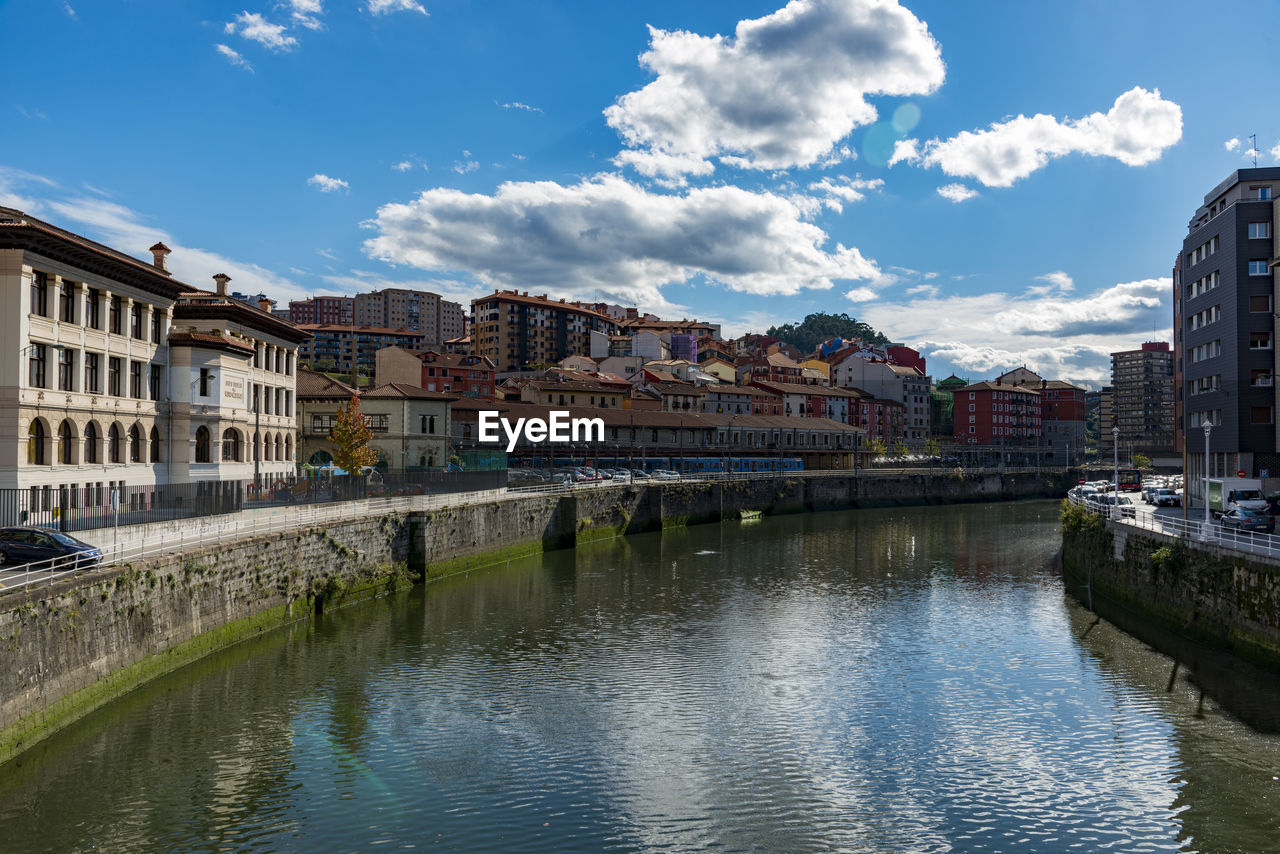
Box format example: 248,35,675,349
263,432,272,461
58,419,75,465
274,433,282,461
195,426,210,463
129,424,142,463
108,423,122,463
253,430,261,462
285,434,292,461
150,426,161,463
222,428,241,462
84,421,100,464
27,420,47,465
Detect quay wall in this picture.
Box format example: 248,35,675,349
1060,503,1280,670
1,470,1073,765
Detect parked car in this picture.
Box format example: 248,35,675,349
1089,495,1135,518
1142,485,1160,504
1154,488,1181,507
1220,508,1276,534
629,469,650,480
0,527,104,569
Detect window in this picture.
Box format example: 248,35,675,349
1250,294,1273,313
27,420,46,465
312,415,334,434
84,422,99,464
1191,375,1220,395
59,280,76,322
84,353,100,394
28,344,47,388
129,425,142,463
1250,332,1273,350
275,434,282,460
968,403,975,411
58,420,74,464
30,271,48,316
1249,222,1271,240
199,368,211,397
364,414,389,432
1189,305,1221,330
1249,260,1270,276
130,304,143,339
1251,406,1274,425
1257,187,1272,201
221,428,241,462
195,426,211,463
150,426,161,463
1251,369,1273,387
149,365,162,401
108,423,122,463
1190,340,1220,363
263,433,273,461
421,414,437,434
86,289,101,329
58,348,75,391
109,295,123,334
151,310,161,342
108,357,122,396
130,361,143,398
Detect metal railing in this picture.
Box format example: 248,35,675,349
1066,492,1280,560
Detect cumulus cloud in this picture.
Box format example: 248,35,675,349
859,275,1171,386
904,283,938,298
936,183,978,202
605,0,945,179
844,286,879,302
888,138,919,167
1029,270,1073,295
215,44,254,72
1224,137,1240,152
307,173,349,192
362,173,883,310
224,12,298,51
366,0,427,14
286,0,324,29
901,87,1182,187
808,176,884,212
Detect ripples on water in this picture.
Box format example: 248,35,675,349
2,500,1279,852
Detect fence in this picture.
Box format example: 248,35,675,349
0,470,507,534
1066,492,1280,561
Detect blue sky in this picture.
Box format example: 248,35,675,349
3,0,1279,387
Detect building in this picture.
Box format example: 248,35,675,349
930,374,968,440
374,346,496,399
1177,168,1280,499
289,295,353,326
1110,342,1175,465
296,324,427,381
995,368,1086,465
0,206,306,499
953,380,1041,445
1098,386,1115,458
471,290,622,372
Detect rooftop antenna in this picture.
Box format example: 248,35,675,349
1250,133,1258,167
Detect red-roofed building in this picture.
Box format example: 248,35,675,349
954,380,1042,445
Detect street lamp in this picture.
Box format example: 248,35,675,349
1202,418,1213,532
1111,426,1120,519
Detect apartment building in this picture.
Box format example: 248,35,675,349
289,295,353,326
1177,169,1279,497
953,380,1041,445
374,346,496,399
296,324,427,380
1109,342,1175,464
0,206,307,497
471,290,621,372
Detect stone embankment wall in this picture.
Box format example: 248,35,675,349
1060,503,1280,670
1,470,1073,765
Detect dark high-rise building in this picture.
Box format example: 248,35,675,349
1109,342,1174,464
1177,168,1279,501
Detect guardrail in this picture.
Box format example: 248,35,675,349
1066,493,1280,560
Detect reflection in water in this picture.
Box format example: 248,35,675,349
1,500,1278,853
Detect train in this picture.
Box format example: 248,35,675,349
521,455,805,474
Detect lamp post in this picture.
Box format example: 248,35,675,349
1112,426,1120,520
1202,419,1213,534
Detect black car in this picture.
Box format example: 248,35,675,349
1219,508,1275,534
0,527,104,569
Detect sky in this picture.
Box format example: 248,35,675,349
3,0,1280,388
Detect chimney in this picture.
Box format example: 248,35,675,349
212,273,231,296
258,297,274,312
149,242,171,273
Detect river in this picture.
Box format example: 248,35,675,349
2,500,1278,852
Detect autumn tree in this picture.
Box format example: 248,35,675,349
330,395,379,474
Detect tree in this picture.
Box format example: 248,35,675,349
766,312,890,354
1133,451,1152,470
868,437,888,457
923,436,941,457
330,395,378,474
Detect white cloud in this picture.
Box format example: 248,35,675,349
307,173,349,192
859,276,1171,386
1243,147,1260,163
286,0,324,29
1029,270,1073,295
215,44,254,72
904,284,938,298
392,160,413,172
0,166,58,211
844,286,879,302
63,3,77,19
1272,140,1280,162
16,106,49,121
605,0,945,179
363,173,883,310
905,87,1182,188
366,0,427,15
452,160,479,175
225,12,298,51
1224,137,1240,152
936,183,978,202
808,176,884,212
317,248,339,260
511,153,527,161
500,101,542,113
888,138,919,167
